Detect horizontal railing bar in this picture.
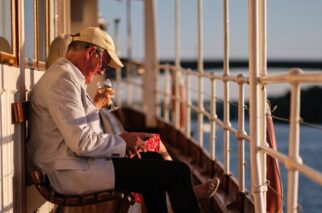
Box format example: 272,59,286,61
260,69,322,84
158,64,250,84
183,70,250,84
261,146,322,185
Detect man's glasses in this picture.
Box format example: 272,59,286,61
94,48,109,69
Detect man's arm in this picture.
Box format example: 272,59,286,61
46,72,126,157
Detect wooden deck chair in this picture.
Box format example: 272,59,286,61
11,101,134,209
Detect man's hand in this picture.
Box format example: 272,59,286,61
93,88,115,109
119,132,154,158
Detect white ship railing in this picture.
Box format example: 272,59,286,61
122,61,322,213
121,0,322,212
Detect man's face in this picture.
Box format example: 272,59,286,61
83,46,111,83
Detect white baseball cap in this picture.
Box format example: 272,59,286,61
72,27,123,69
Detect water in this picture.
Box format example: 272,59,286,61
191,120,322,213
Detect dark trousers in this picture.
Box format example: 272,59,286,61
112,152,200,213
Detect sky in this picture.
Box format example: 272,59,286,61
99,0,322,61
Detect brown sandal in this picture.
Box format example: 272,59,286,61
207,177,220,198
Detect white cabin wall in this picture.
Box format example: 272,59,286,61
0,65,40,213
0,64,52,213
0,64,18,213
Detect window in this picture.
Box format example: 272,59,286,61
24,0,35,59
24,0,50,69
37,0,47,62
0,0,17,65
0,0,58,67
0,0,13,54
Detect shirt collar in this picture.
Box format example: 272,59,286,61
58,57,87,89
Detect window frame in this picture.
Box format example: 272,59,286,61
0,0,61,70
0,0,17,66
23,0,51,70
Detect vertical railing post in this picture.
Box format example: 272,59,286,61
156,66,161,117
125,0,132,107
174,0,181,129
249,0,265,212
126,0,132,59
237,74,246,193
115,69,122,106
259,0,268,204
164,67,170,122
174,68,180,128
126,63,133,106
287,69,302,213
197,0,204,147
223,0,230,174
144,0,158,127
185,71,191,138
175,0,180,68
114,18,122,106
209,73,216,160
